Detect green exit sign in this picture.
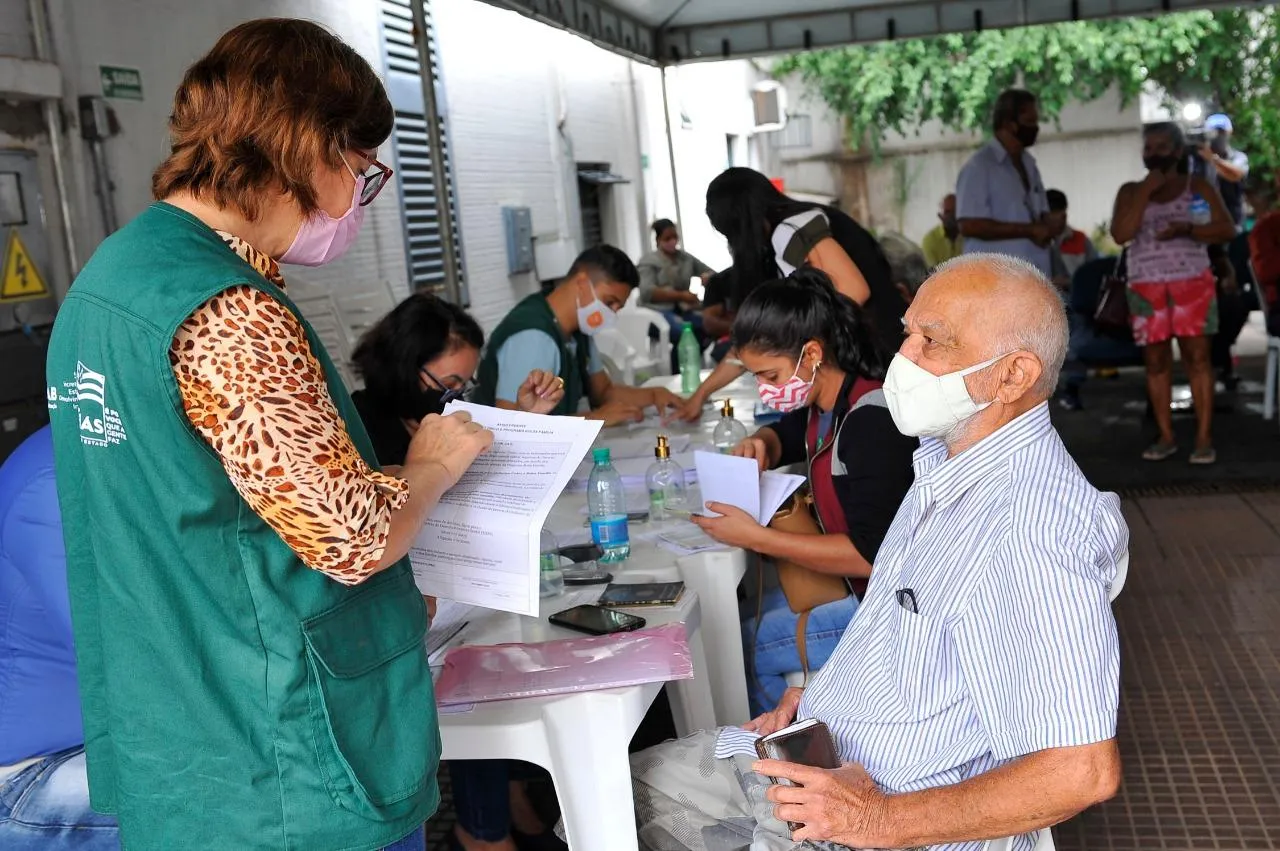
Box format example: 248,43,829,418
100,65,143,101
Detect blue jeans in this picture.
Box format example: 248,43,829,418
0,748,120,850
741,587,860,716
382,825,424,850
448,759,549,841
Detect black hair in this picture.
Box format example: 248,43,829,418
1046,189,1068,212
1144,121,1186,149
705,167,817,299
651,218,677,240
730,267,887,381
351,292,484,417
992,89,1037,133
567,244,640,289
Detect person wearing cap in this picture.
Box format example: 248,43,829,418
1198,113,1249,226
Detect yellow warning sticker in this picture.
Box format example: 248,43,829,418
1,229,51,303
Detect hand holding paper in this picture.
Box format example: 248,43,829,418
692,451,804,523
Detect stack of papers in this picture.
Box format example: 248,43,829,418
409,403,602,617
693,451,805,523
565,451,697,492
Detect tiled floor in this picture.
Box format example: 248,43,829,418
1054,490,1280,851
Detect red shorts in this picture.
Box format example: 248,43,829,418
1126,269,1218,346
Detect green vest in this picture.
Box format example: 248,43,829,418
45,204,438,850
474,292,591,416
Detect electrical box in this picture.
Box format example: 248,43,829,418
502,206,534,276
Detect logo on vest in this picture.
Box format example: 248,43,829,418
68,362,129,447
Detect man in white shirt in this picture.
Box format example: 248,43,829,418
627,254,1126,851
956,90,1054,276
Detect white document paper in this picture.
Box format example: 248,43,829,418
409,402,602,617
693,451,805,523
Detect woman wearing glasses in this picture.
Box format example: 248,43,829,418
351,292,563,470
44,20,493,851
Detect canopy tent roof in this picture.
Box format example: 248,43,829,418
476,0,1246,63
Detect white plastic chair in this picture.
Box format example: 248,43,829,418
615,305,671,378
592,328,636,385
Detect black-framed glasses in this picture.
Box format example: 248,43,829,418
355,154,394,207
421,367,476,404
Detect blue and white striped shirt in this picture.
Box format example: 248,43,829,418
718,403,1126,851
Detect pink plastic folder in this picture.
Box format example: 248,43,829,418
434,623,693,706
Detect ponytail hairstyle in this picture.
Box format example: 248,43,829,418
730,267,887,380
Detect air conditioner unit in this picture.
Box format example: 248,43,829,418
752,81,788,133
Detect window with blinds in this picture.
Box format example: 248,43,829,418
379,0,467,300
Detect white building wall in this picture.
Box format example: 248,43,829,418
11,0,411,382
433,0,651,330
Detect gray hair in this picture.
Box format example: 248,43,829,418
878,231,930,296
930,253,1069,397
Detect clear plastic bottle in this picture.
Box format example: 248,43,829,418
712,399,748,454
1189,193,1212,227
587,447,630,562
678,323,701,395
538,527,564,598
645,435,688,523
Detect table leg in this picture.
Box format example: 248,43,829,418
542,692,642,851
665,602,717,735
676,549,751,725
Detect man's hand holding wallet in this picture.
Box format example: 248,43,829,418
753,718,897,849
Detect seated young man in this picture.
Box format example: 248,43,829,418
0,427,121,849
474,245,684,425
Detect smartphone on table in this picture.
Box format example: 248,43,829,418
548,604,646,636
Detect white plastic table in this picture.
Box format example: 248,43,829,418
546,369,767,727
436,586,714,851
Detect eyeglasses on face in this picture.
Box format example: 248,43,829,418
352,151,394,207
420,367,476,403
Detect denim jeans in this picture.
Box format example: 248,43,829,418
381,825,424,850
0,748,120,850
741,588,859,716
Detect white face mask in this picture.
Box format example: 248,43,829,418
883,352,1010,438
576,284,618,337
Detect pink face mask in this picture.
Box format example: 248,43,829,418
756,351,819,413
279,164,366,267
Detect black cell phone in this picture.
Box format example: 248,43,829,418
548,604,646,636
562,568,613,586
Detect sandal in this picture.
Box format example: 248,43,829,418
1142,442,1178,462
1190,446,1217,465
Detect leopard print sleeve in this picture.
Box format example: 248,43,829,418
170,284,409,585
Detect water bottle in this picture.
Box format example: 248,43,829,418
678,323,701,395
587,448,630,563
712,399,748,453
538,527,564,598
1189,193,1212,227
645,435,688,523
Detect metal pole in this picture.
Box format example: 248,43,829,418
29,0,79,278
626,60,649,250
409,0,461,303
88,140,118,235
660,65,683,237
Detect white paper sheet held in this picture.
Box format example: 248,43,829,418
409,402,602,616
692,451,805,523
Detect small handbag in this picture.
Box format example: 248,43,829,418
1093,249,1131,338
763,490,852,681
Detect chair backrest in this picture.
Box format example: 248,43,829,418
592,328,636,384
1110,550,1128,603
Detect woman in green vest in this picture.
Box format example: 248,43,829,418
45,20,492,850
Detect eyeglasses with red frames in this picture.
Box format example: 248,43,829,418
354,153,394,207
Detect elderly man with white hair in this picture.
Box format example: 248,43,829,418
627,254,1128,851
